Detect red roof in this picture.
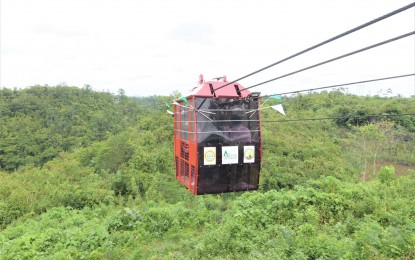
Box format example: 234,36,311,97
187,75,251,98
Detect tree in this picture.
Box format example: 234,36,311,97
354,122,399,180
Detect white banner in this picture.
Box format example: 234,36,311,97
244,146,255,163
222,146,238,164
204,147,216,165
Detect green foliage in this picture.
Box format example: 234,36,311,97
107,207,142,231
141,207,175,237
377,165,395,183
0,86,148,171
2,174,415,258
353,122,400,179
0,206,111,258
1,88,415,258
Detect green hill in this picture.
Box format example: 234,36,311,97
1,86,414,258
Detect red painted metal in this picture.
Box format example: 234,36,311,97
188,75,250,98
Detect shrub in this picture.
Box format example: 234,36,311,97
377,165,395,184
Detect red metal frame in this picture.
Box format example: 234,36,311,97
174,97,198,194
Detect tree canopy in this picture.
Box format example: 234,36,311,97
1,86,414,258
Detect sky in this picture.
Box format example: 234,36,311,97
1,0,414,97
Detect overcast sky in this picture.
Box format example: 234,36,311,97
1,0,414,97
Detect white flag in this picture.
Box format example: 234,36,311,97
167,110,174,115
271,104,285,115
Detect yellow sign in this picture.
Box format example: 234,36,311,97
204,147,216,165
244,146,255,163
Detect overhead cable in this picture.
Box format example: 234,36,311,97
213,2,415,93
261,113,415,123
242,31,415,91
262,73,415,97
175,113,415,124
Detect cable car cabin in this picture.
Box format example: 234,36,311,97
174,75,262,195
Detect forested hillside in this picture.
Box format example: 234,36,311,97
1,86,415,259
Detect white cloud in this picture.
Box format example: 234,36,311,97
169,24,214,45
1,0,414,97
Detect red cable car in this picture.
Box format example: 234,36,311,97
173,75,262,194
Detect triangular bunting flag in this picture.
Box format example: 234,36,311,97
271,104,286,115
270,95,282,100
165,102,171,108
167,110,174,115
180,96,189,106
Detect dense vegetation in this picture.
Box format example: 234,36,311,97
1,86,414,259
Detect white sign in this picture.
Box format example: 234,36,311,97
222,146,238,164
204,147,216,165
244,146,255,163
